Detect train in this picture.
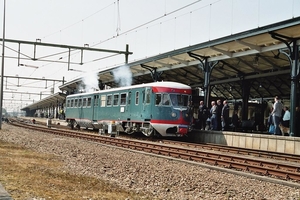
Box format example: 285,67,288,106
65,81,193,137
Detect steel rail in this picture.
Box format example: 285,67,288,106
159,139,300,163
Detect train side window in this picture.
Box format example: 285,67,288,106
162,94,170,106
155,94,161,105
94,95,99,107
78,98,82,107
101,95,106,107
120,93,126,105
107,95,112,106
87,97,92,107
74,99,78,108
135,92,139,105
128,92,131,104
66,99,70,107
70,99,74,107
113,94,119,106
145,89,150,104
83,98,87,107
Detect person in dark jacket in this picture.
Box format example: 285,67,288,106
231,110,239,131
198,101,209,130
221,100,230,131
216,99,223,130
295,107,300,137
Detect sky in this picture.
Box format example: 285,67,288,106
0,0,299,112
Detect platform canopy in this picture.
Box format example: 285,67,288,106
59,17,300,101
21,92,67,111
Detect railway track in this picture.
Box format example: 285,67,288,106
8,118,300,187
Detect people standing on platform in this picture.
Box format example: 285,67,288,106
187,100,194,127
271,96,283,135
231,110,239,131
268,107,275,134
198,100,209,130
216,99,223,130
221,100,230,131
295,107,300,137
282,106,290,127
210,101,218,130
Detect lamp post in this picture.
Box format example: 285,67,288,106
0,0,6,129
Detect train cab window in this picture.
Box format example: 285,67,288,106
94,95,99,107
70,99,74,107
162,94,170,106
145,89,151,104
78,98,82,107
87,97,92,107
170,94,189,106
101,95,106,107
135,92,139,105
107,95,112,106
120,93,126,105
113,94,119,106
155,94,162,105
83,98,87,107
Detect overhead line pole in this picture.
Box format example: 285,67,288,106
0,0,6,129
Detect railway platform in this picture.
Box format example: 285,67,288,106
0,183,12,200
190,129,300,154
19,117,68,127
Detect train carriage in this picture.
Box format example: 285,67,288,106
65,81,192,137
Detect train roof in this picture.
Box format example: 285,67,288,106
67,81,191,98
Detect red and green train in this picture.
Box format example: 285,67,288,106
65,81,192,137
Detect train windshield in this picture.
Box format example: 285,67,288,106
170,94,189,106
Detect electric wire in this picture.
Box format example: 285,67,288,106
92,0,203,47
42,2,116,40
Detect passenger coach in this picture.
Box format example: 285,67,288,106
65,81,192,137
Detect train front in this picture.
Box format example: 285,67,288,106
151,83,193,137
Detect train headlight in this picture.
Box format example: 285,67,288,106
171,112,177,118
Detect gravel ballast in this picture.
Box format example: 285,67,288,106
0,124,299,199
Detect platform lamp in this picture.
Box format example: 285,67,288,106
0,0,6,129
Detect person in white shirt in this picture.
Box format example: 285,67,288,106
282,106,290,127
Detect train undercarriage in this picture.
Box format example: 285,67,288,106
66,119,186,137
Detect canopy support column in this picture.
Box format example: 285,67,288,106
270,32,300,137
188,52,218,107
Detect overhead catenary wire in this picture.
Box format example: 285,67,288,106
92,0,203,47
4,0,225,111
42,2,116,40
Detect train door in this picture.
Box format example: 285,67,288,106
126,90,132,115
92,95,99,121
119,92,127,119
142,87,152,120
78,97,84,119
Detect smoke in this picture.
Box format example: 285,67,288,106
112,65,132,87
80,71,99,92
77,65,132,93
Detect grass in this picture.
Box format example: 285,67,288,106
0,139,151,200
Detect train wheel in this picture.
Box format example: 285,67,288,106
125,127,135,135
142,125,155,137
69,120,75,130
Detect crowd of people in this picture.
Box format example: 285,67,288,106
267,96,300,136
192,96,299,136
195,99,238,131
